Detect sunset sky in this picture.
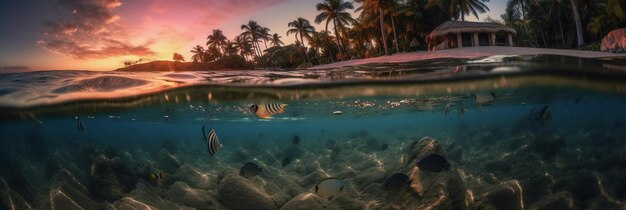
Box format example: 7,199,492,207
0,0,505,71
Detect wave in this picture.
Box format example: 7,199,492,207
0,55,624,110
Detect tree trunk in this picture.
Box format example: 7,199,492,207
300,33,313,65
254,41,260,57
570,0,585,47
391,14,399,53
378,7,388,55
520,0,529,35
333,19,344,60
558,14,565,48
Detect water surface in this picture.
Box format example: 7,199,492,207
1,55,626,210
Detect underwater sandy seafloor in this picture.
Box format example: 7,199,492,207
1,97,626,210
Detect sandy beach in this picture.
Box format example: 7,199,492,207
309,47,626,70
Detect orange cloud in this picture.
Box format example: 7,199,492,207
38,0,290,63
39,0,155,59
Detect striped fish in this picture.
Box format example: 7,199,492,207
202,125,221,157
249,102,288,119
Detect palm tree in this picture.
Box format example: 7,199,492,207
355,0,388,55
260,27,271,50
569,0,584,47
383,0,401,53
310,31,338,63
240,20,263,57
172,53,185,62
234,35,254,60
508,0,528,34
223,41,239,56
206,29,228,53
287,17,316,65
430,0,489,21
204,46,222,62
190,45,205,63
270,33,284,47
315,0,356,55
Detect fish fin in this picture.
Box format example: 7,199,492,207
257,114,271,119
491,92,496,99
315,185,318,193
202,125,207,142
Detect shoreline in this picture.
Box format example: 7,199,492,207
308,46,626,70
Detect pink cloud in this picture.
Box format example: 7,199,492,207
38,0,290,60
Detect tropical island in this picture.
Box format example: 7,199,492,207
117,0,626,72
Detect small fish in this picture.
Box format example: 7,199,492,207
416,154,450,172
380,144,389,151
381,173,411,192
315,178,346,200
202,125,222,157
333,111,342,115
472,92,496,106
292,136,300,145
148,170,165,184
249,102,288,119
76,117,85,131
239,162,263,178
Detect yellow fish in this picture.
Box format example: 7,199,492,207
249,102,288,119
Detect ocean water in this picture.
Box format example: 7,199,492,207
1,55,626,210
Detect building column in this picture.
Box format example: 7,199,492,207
508,34,514,46
491,33,496,46
473,33,479,47
457,33,463,48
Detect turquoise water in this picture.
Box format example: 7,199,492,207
1,55,626,209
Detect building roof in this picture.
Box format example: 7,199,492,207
428,21,517,38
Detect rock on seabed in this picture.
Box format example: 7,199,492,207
217,169,277,210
